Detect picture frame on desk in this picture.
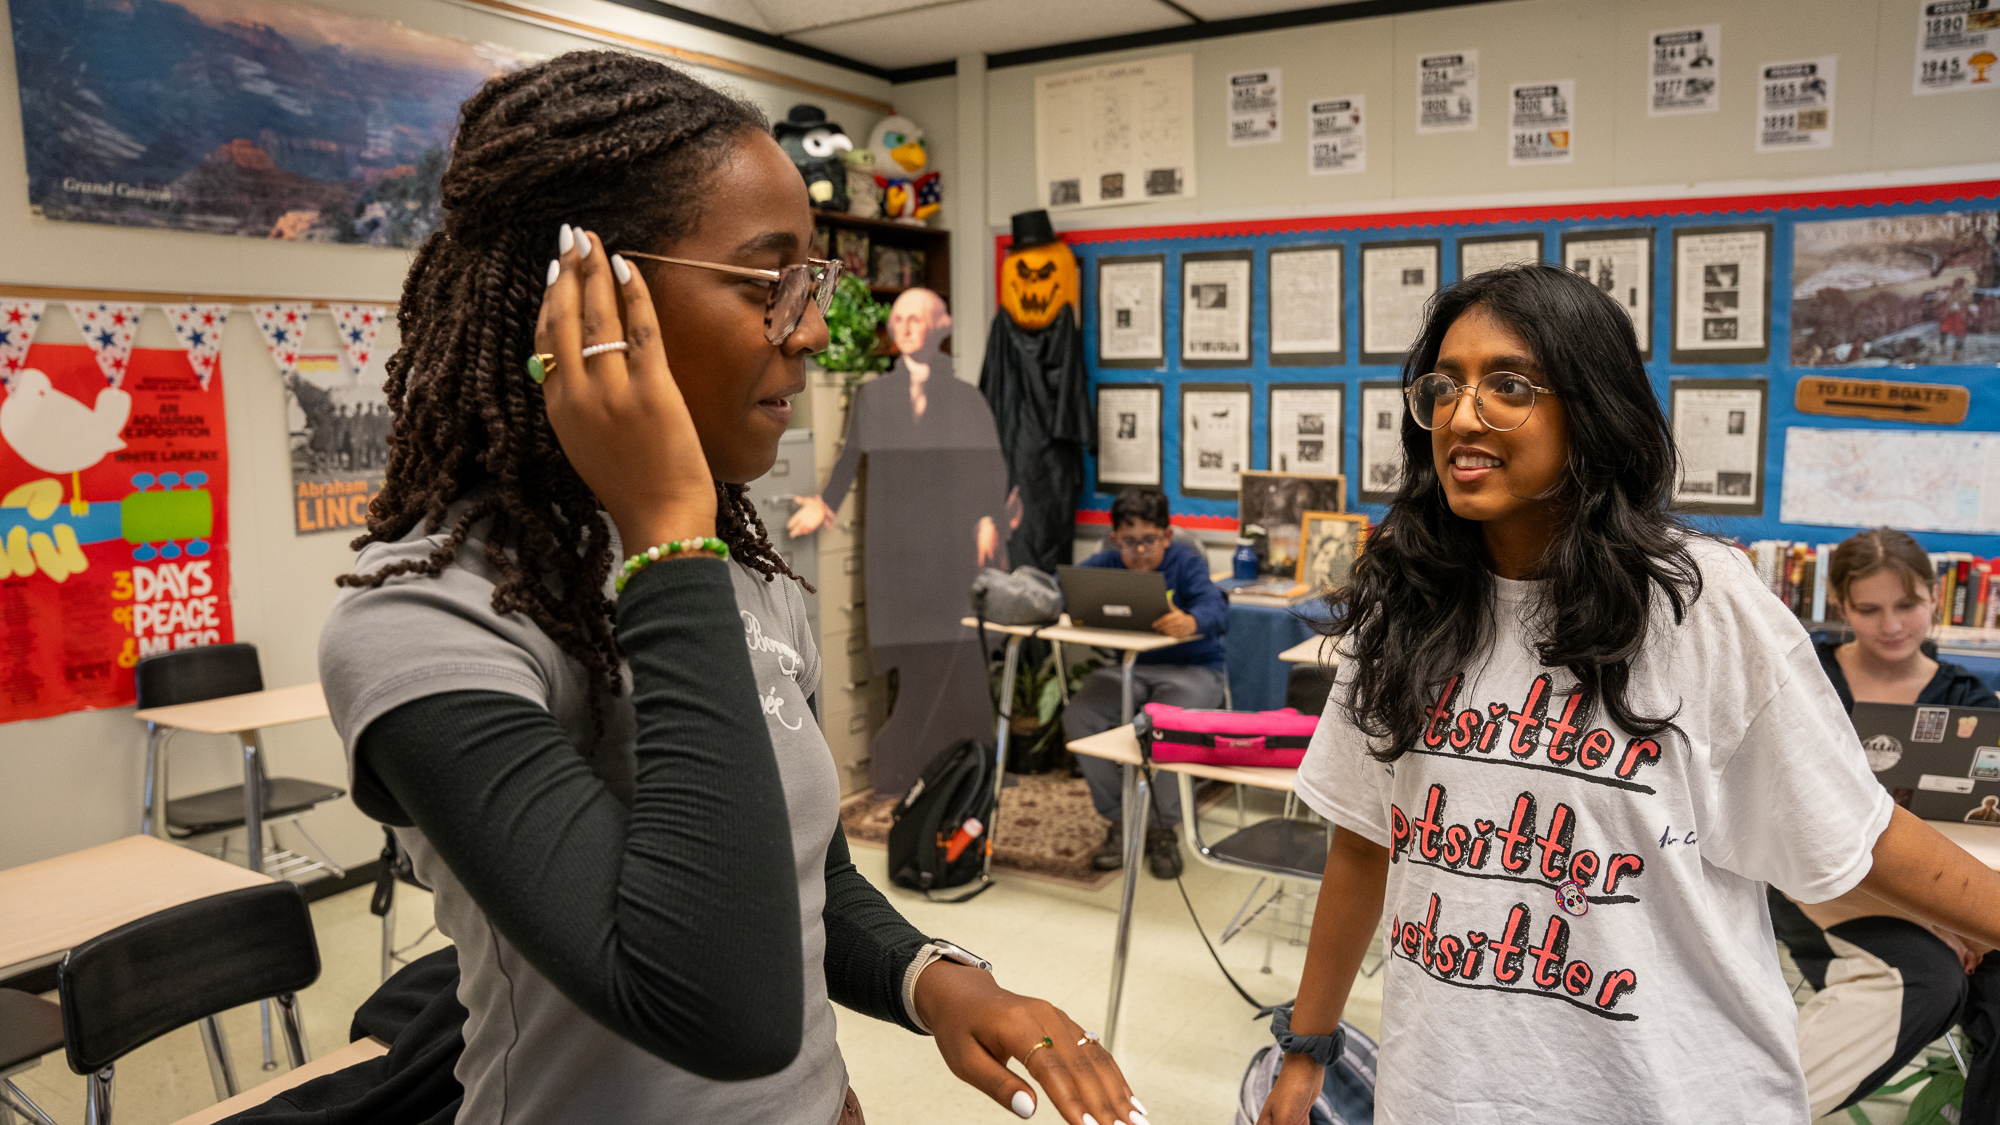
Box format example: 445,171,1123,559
1298,510,1368,593
1239,469,1344,577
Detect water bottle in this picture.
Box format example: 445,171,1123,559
1232,537,1259,581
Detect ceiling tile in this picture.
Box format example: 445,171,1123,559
665,0,783,34
751,0,947,35
786,0,1191,70
1175,0,1373,19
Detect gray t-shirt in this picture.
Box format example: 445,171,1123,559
318,508,846,1124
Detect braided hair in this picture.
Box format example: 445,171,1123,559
340,51,808,711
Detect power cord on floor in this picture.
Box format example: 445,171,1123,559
1140,757,1293,1021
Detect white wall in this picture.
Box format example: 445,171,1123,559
0,0,893,870
980,0,1999,232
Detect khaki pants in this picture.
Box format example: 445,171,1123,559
840,1087,866,1125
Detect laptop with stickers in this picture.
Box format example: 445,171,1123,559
1853,702,2000,826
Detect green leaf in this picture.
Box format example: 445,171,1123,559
1037,678,1062,725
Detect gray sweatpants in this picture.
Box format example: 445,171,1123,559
1063,662,1227,824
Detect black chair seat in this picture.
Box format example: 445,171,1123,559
0,989,63,1071
165,778,347,837
1205,817,1329,881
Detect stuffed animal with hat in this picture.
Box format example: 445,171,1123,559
867,114,941,223
774,104,853,211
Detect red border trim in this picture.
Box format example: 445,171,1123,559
1076,509,1240,531
996,178,2000,288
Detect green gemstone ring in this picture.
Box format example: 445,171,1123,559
526,352,556,384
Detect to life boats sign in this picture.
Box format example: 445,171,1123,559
1794,376,1970,425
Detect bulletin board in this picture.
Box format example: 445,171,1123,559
998,178,2000,552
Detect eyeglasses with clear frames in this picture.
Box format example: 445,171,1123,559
613,251,843,345
1110,532,1167,552
1405,370,1560,432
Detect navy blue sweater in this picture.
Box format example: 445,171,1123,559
1078,540,1228,668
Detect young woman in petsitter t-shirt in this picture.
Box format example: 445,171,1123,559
1257,264,2000,1124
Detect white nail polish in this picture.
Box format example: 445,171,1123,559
1010,1090,1035,1119
577,232,592,260
612,254,632,285
1130,1098,1148,1116
1082,1115,1100,1125
558,224,573,254
546,259,560,287
1130,1112,1150,1125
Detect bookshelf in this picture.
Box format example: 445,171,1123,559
812,211,951,309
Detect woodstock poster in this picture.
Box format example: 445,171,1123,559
8,0,530,247
0,345,231,723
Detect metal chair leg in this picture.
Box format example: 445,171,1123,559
239,730,267,873
1,1080,58,1125
259,999,277,1071
141,724,171,838
198,1015,237,1100
275,992,311,1067
288,820,346,880
84,1065,113,1125
381,892,398,982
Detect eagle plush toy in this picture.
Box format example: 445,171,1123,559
775,104,854,211
867,115,941,223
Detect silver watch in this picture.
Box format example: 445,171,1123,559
903,941,993,1033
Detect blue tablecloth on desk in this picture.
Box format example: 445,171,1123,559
1225,600,1332,712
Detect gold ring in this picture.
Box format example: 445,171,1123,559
1022,1036,1054,1064
526,353,556,384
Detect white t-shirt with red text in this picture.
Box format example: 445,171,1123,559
1295,537,1893,1124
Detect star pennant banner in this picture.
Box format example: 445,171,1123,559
327,303,387,373
165,304,230,390
67,301,142,387
0,299,45,387
252,303,315,379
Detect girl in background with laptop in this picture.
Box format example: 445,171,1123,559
1769,526,2000,1120
1258,263,2000,1125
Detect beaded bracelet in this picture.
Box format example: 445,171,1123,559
615,536,729,592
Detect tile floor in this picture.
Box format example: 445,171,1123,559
3,789,1926,1123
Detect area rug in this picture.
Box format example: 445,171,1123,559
841,773,1119,891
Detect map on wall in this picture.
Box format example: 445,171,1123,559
8,0,534,247
1781,427,2000,535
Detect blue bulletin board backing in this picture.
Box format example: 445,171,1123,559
1005,179,2000,553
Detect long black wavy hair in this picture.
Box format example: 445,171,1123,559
1324,264,1703,762
340,52,806,715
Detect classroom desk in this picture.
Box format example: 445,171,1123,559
169,1036,388,1125
0,835,271,979
1278,635,1338,666
1068,724,1297,1052
961,618,1193,901
134,683,330,874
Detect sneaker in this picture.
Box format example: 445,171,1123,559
1092,820,1124,870
1145,822,1184,879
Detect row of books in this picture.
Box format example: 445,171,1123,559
1743,540,2000,629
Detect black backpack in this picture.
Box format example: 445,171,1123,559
887,738,996,902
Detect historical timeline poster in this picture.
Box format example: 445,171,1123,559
1227,68,1282,146
1670,379,1767,515
1562,229,1654,355
1914,0,2000,94
1361,241,1440,362
1098,255,1166,365
1036,53,1197,212
1095,383,1161,489
1308,95,1366,175
1180,384,1251,497
1417,51,1479,132
1267,245,1343,364
1508,80,1574,166
1757,57,1836,151
1269,385,1344,475
0,343,232,723
9,0,532,247
1791,211,1999,367
1672,225,1772,364
1649,25,1722,115
1181,252,1253,366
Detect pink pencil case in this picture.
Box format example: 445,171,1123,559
1133,702,1317,768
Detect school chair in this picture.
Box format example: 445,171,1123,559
0,988,63,1125
59,882,320,1124
137,644,346,880
369,827,436,982
1172,770,1330,973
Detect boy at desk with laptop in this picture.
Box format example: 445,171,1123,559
1059,488,1229,879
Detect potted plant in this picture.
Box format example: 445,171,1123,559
816,273,892,409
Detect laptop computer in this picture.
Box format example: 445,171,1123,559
1854,702,2000,826
1056,565,1172,632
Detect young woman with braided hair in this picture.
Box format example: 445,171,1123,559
319,51,1145,1125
